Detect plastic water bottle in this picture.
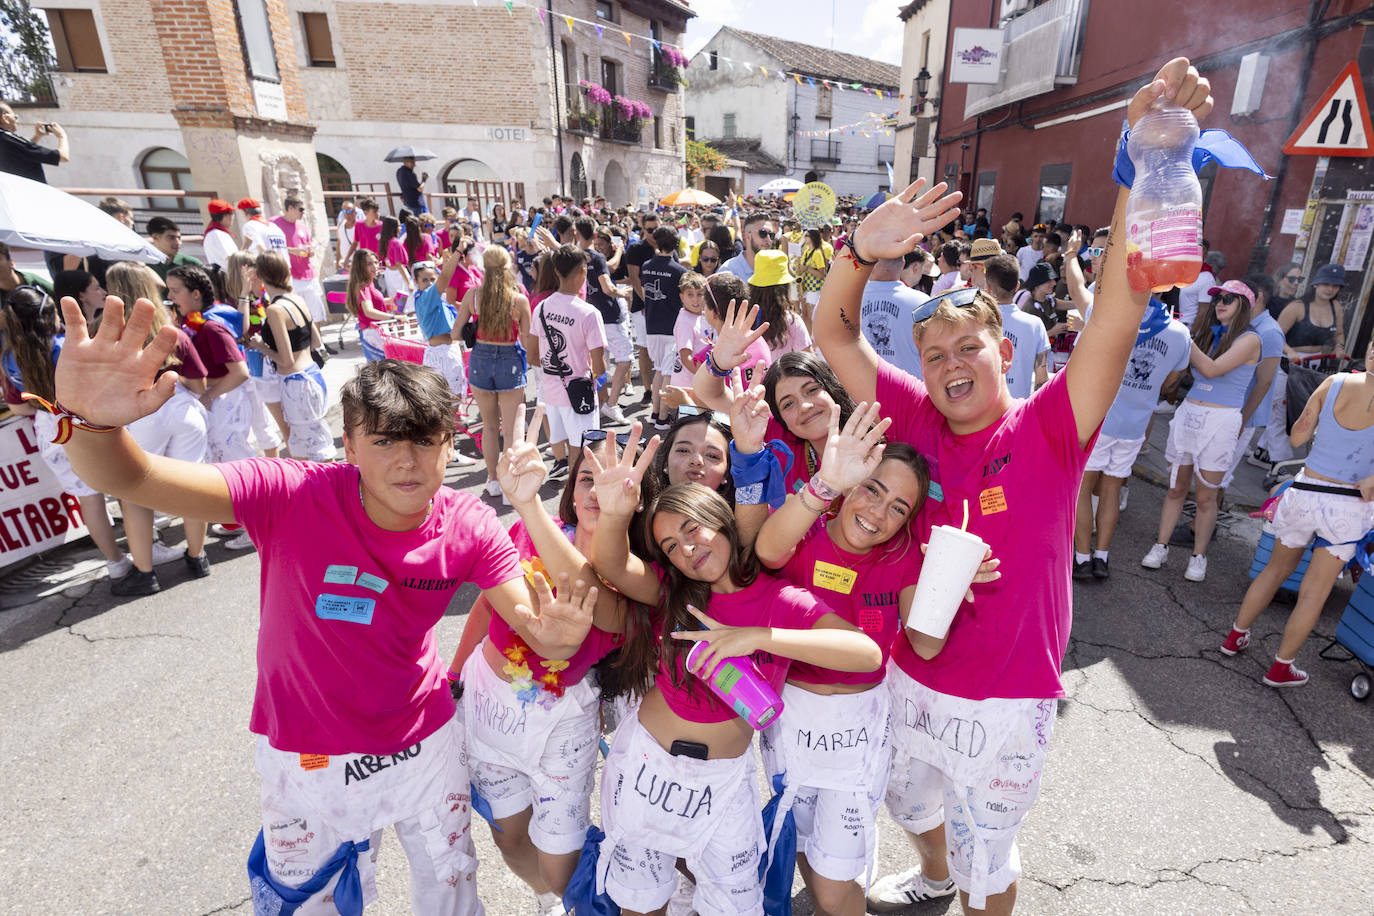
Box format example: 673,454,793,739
1124,103,1203,293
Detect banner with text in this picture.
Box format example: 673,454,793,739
0,416,90,567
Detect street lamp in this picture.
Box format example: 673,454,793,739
911,67,934,114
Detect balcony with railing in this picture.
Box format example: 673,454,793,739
601,106,643,144
648,46,688,92
963,0,1091,118
810,139,842,163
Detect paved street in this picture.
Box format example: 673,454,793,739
1,345,1371,915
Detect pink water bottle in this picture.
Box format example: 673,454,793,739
686,641,785,730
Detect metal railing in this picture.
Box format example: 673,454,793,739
810,140,842,163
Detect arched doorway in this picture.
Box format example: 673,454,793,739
569,153,588,202
138,147,194,211
441,158,498,196
602,160,629,207
316,152,352,219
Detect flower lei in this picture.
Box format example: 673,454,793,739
504,558,572,709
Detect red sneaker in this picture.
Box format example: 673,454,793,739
1219,628,1250,656
1262,660,1309,688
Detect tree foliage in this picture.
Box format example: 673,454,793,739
0,0,56,103
685,139,726,186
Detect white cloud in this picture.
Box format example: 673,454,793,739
849,1,905,65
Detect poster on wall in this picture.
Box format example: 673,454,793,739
0,415,90,568
948,29,1004,85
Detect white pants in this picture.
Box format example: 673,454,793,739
423,343,468,400
280,366,335,462
127,386,208,462
1257,366,1295,462
1165,400,1243,480
884,666,1055,911
254,716,482,915
1085,433,1146,479
461,647,600,854
206,385,256,463
292,276,328,324
246,375,283,451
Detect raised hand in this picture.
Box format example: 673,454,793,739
516,571,597,652
583,420,660,518
671,604,767,675
817,401,891,493
709,299,768,371
728,369,771,456
53,296,180,427
850,179,963,262
1128,57,1212,128
497,404,547,507
1062,229,1084,260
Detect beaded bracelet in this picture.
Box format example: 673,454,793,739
706,349,734,378
20,393,118,444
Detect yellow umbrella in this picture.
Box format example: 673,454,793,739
659,188,721,207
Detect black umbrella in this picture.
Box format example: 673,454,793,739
383,146,438,162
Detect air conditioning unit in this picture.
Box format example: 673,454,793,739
1232,52,1269,117
1000,0,1029,20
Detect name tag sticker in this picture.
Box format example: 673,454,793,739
324,564,358,585
299,753,329,771
979,486,1008,515
356,573,389,595
316,594,377,625
813,560,858,595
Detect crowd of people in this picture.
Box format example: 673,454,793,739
5,58,1373,916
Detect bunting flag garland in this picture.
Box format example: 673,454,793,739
498,3,904,99
794,110,900,138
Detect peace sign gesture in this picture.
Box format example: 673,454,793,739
671,604,767,675
851,179,962,263
582,420,660,519
709,299,769,372
497,403,547,507
728,369,771,456
817,401,890,494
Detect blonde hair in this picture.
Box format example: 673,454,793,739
96,262,178,369
225,250,255,302
679,271,706,293
912,288,1004,342
476,246,519,340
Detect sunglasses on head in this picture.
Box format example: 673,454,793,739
911,286,984,324
581,429,644,448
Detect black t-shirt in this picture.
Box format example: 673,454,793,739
638,254,686,336
584,250,620,323
1268,295,1295,322
624,240,656,314
0,130,60,183
395,165,422,208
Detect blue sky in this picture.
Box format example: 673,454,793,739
683,0,905,66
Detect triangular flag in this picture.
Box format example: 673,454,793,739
760,66,767,76
536,7,545,23
503,0,512,14
793,73,802,85
595,23,603,37
806,77,814,86
851,82,862,89
651,39,660,51
564,15,573,32
622,30,631,46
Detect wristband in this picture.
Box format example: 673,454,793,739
839,229,877,268
20,393,118,444
806,476,842,503
447,668,463,682
595,372,608,390
707,349,734,378
729,439,793,509
796,485,827,514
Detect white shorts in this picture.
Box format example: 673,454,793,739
1271,471,1374,562
884,665,1056,911
599,712,763,916
245,376,283,451
460,647,600,855
206,385,257,463
32,412,97,498
603,320,635,363
1165,400,1243,479
760,683,892,884
423,342,468,397
256,357,283,403
292,277,328,324
280,367,335,462
253,716,481,915
1221,427,1260,490
127,387,208,463
630,311,647,348
542,400,599,448
646,334,677,374
1084,433,1145,479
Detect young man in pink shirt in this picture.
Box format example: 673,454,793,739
49,306,600,914
270,195,329,329
813,60,1213,916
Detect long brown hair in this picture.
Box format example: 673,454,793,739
625,483,760,697
476,246,518,339
225,249,257,302
532,251,560,298
1190,293,1251,358
750,282,796,351
345,249,377,317
1,287,59,401
403,215,423,265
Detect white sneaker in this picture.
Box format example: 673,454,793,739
1141,543,1168,569
666,871,696,916
210,523,238,537
1119,486,1129,512
1185,554,1208,582
484,479,502,498
867,866,957,912
533,890,561,916
225,532,255,551
450,451,479,467
601,403,629,425
151,540,185,565
106,554,133,580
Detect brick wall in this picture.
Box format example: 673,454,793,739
51,0,175,113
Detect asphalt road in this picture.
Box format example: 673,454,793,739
1,346,1371,915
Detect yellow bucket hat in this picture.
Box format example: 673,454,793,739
748,249,796,287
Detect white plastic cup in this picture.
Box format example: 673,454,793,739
905,525,988,639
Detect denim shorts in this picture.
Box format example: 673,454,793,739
468,341,527,392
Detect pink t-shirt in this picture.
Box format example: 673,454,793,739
879,364,1095,700
270,216,314,280
764,416,811,496
529,292,608,408
770,313,812,359
217,459,523,754
355,221,382,256
776,519,918,686
384,237,409,269
447,265,484,301
671,310,710,387
657,572,831,723
486,519,625,692
355,284,388,330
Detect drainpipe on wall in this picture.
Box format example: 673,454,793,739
548,0,566,195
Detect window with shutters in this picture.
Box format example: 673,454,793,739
43,7,107,73
300,12,334,67
722,113,736,139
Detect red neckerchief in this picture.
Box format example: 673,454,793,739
205,223,232,236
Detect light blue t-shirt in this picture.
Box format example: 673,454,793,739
861,280,927,379
412,284,457,340
1102,319,1192,440
998,303,1051,399
1243,310,1285,429
721,252,751,281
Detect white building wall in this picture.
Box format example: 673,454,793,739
895,0,950,187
